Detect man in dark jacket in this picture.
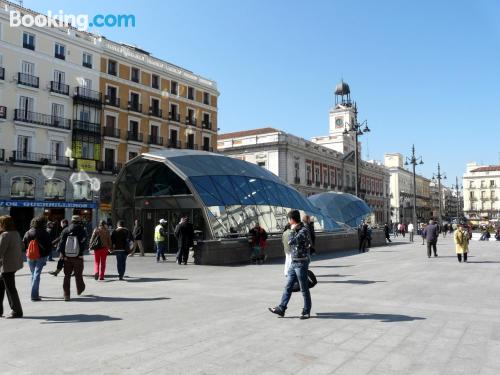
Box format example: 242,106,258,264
49,219,68,276
174,217,194,265
130,219,144,257
423,220,439,258
269,209,312,320
302,215,316,254
23,216,53,301
358,222,369,253
57,215,87,301
111,220,132,279
384,224,392,243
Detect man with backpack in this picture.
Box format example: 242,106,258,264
57,215,87,301
111,220,133,280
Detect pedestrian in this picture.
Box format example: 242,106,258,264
130,219,144,257
23,216,52,301
408,222,415,242
249,223,268,264
393,223,399,237
423,220,439,258
154,219,168,263
302,215,316,254
46,221,57,261
420,223,427,245
174,216,195,265
269,210,312,320
282,223,292,276
111,220,133,280
442,223,448,238
495,227,500,241
0,215,24,319
358,221,369,253
384,223,392,243
49,219,68,277
401,223,406,238
57,215,87,301
454,224,469,263
89,220,112,280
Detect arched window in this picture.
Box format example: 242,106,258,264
44,179,66,200
73,180,92,201
11,176,35,198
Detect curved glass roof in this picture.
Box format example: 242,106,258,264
308,192,372,228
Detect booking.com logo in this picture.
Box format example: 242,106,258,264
10,10,135,31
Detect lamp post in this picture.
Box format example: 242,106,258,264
432,163,447,223
451,176,462,222
404,145,423,227
343,103,370,197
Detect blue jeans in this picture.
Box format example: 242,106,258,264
115,251,127,278
28,256,47,299
155,242,166,261
279,260,311,314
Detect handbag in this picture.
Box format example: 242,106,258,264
90,233,103,250
292,270,317,292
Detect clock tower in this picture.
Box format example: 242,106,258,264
312,80,358,155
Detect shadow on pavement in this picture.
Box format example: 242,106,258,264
310,265,354,268
23,314,122,324
315,274,352,278
314,312,425,322
318,280,386,285
466,261,500,264
88,275,187,283
69,295,170,303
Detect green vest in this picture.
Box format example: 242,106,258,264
154,225,165,242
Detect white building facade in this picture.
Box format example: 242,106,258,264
463,163,500,220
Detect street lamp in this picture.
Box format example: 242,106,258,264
451,176,462,222
404,145,423,227
432,163,447,223
343,103,370,197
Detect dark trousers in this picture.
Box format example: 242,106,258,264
359,237,367,252
56,258,64,271
115,251,127,278
457,253,468,262
63,257,85,297
427,240,437,257
385,234,392,242
177,246,189,264
0,272,23,316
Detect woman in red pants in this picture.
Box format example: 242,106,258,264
89,220,112,280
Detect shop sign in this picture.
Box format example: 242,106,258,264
77,159,96,171
0,200,97,209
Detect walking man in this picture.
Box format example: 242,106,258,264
154,219,168,263
358,221,369,253
111,220,132,280
174,216,194,265
130,219,144,257
49,219,68,277
269,210,312,320
384,223,392,243
408,222,415,242
423,220,439,258
57,216,87,301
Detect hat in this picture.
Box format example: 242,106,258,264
159,219,167,224
71,215,82,222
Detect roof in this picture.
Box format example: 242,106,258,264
470,166,500,173
309,192,371,228
218,127,281,140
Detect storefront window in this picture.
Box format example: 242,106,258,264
44,179,66,200
11,176,35,198
73,180,93,201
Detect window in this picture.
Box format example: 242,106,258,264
481,180,486,188
11,176,35,198
491,191,495,199
51,103,64,122
152,74,160,89
129,120,139,134
294,163,299,178
187,86,195,100
50,141,64,162
150,125,159,137
17,135,32,157
81,142,94,159
21,61,34,76
54,70,65,84
469,181,475,188
171,81,178,95
257,161,266,168
82,78,92,90
470,191,474,199
131,67,140,83
104,148,115,169
44,179,65,199
202,113,211,128
19,96,34,115
187,108,195,125
108,59,117,75
54,43,65,59
105,115,116,128
128,152,138,160
82,52,93,68
203,92,210,105
203,137,210,151
490,180,496,187
23,32,35,50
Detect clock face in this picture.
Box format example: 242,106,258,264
335,118,343,128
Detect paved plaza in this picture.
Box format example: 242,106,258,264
2,236,500,374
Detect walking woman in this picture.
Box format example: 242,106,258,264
90,220,112,280
0,216,24,318
454,223,469,263
23,216,52,301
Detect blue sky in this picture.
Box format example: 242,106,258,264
28,0,500,184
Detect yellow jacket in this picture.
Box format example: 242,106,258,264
454,229,469,254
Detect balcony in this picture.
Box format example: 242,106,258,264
108,68,117,76
55,52,65,60
103,127,121,138
127,131,143,142
11,151,70,167
185,117,197,126
83,61,92,69
149,107,162,118
50,81,69,96
105,95,120,108
0,106,6,119
0,67,4,80
97,160,123,174
14,110,71,130
128,101,142,113
74,87,102,104
168,113,179,123
23,42,35,51
186,143,198,150
73,120,100,134
148,135,164,146
18,73,39,88
152,82,160,90
202,120,212,130
294,177,301,184
168,139,181,149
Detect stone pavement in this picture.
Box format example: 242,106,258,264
2,235,500,374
